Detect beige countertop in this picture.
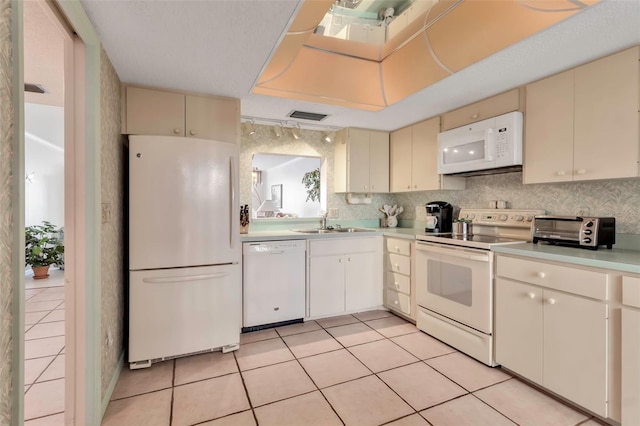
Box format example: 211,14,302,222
240,227,419,243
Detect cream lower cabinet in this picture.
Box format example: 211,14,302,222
495,255,609,418
383,237,414,319
308,237,382,318
622,276,640,425
390,117,464,192
124,85,240,143
524,46,639,184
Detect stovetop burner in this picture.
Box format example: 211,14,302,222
417,208,546,250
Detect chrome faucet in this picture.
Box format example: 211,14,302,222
320,212,328,230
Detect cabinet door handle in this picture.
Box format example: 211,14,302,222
394,264,400,270
557,170,566,176
407,185,411,189
395,247,400,252
576,169,587,175
394,282,400,288
173,128,181,135
364,185,368,190
189,130,196,136
394,300,399,305
546,298,557,305
527,292,536,299
348,257,352,262
339,258,343,263
371,185,375,190
537,272,546,279
471,113,479,119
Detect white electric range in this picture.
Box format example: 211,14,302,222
414,208,544,366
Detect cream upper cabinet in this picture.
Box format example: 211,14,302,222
441,88,521,131
334,128,389,193
390,117,465,192
524,46,640,184
573,46,640,181
125,87,185,137
390,126,412,192
524,70,575,184
124,86,240,144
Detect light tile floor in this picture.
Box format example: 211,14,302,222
103,310,603,426
24,267,66,425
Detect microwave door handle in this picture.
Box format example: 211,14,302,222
484,128,494,161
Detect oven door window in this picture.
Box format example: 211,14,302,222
427,259,472,306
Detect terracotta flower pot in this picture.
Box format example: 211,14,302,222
32,265,51,280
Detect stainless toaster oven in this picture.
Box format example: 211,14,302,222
532,216,615,250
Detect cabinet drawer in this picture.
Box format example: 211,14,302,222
441,89,520,131
386,289,411,315
497,256,608,300
623,276,640,308
386,271,410,294
310,237,380,256
387,253,411,276
386,238,411,256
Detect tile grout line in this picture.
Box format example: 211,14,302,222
232,347,260,425
468,387,522,426
169,360,176,426
276,328,347,426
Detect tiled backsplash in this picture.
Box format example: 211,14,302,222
394,172,640,234
242,125,640,234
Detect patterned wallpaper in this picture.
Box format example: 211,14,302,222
242,126,640,234
100,48,124,397
395,172,640,234
0,1,14,423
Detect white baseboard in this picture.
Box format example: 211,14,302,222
101,351,124,419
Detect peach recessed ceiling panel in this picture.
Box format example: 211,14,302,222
253,0,598,111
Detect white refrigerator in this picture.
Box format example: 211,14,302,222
128,135,241,369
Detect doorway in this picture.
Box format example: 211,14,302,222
23,2,67,423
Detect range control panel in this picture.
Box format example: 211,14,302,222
458,209,546,228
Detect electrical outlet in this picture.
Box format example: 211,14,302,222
577,206,591,216
102,203,111,224
328,208,339,218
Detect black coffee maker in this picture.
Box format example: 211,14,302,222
425,201,453,233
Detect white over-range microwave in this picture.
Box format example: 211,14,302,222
437,111,523,175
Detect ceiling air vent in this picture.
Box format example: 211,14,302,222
287,110,329,122
24,83,47,94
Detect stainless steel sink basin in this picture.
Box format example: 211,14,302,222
292,228,334,234
332,227,372,233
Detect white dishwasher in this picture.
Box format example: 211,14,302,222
242,240,306,330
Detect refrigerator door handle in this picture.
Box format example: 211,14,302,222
142,272,229,284
230,157,236,248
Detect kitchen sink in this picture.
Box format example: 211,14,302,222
292,228,334,234
292,227,374,234
332,227,373,233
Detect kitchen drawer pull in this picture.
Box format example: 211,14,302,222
576,169,587,175
394,300,399,305
557,170,566,176
537,272,546,279
173,128,181,134
546,298,557,305
527,292,536,299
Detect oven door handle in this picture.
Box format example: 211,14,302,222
416,241,490,262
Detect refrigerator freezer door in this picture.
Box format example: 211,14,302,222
128,264,241,364
129,135,239,270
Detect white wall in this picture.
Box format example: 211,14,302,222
260,157,321,218
24,103,65,228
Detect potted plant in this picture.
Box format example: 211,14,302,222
25,221,64,279
302,168,320,202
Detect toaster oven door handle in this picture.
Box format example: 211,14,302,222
535,216,583,221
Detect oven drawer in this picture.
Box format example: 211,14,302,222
386,289,411,315
497,256,608,301
387,253,411,276
386,238,411,256
386,271,410,294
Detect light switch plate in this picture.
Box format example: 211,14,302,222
328,208,339,218
102,203,111,224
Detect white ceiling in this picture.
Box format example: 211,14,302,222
81,0,640,132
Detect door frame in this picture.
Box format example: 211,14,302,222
13,1,102,424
